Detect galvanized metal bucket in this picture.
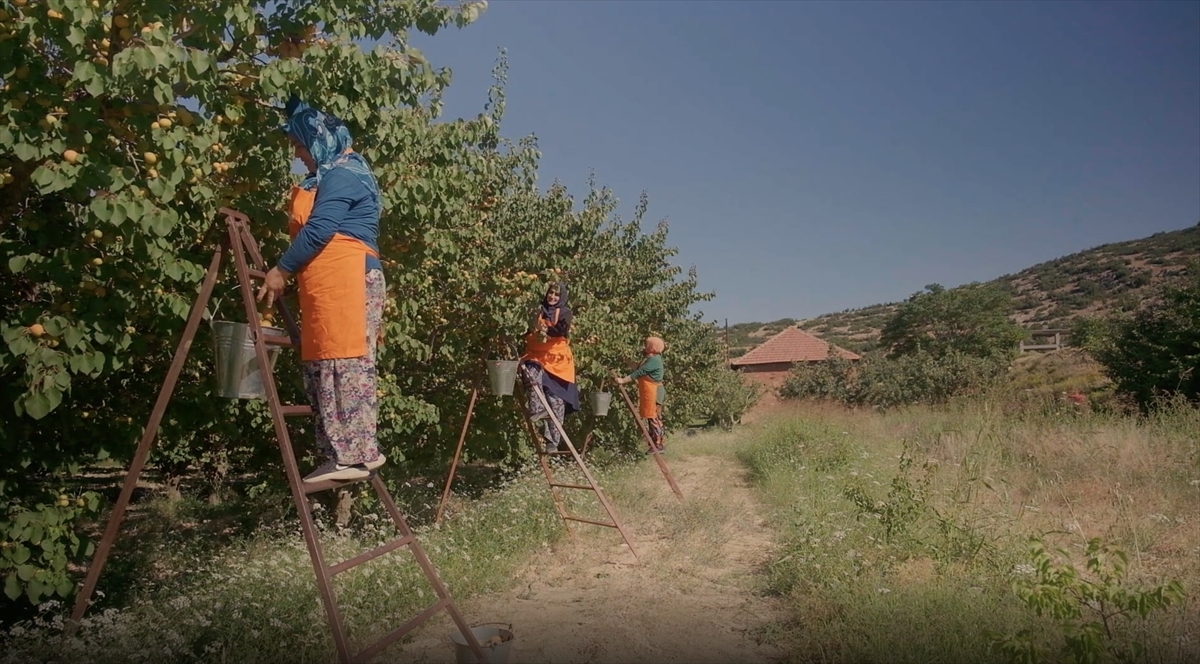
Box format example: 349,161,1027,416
589,391,612,417
486,360,519,396
211,320,285,400
450,623,514,664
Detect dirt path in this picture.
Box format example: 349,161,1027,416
395,444,786,664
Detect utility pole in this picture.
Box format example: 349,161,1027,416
724,318,729,365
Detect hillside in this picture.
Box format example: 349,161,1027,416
727,223,1199,355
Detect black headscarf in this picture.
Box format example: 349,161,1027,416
540,281,572,338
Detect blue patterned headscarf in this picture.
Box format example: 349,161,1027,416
283,96,379,202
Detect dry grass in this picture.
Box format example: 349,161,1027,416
739,398,1200,664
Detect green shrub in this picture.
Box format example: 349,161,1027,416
990,538,1186,664
1092,269,1199,410
779,352,1006,408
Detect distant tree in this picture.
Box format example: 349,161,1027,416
879,283,1026,360
1067,316,1118,356
1093,269,1200,410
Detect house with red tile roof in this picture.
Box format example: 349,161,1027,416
730,326,860,386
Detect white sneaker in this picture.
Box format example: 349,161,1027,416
363,455,387,471
304,460,370,483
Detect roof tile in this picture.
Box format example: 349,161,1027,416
730,327,861,366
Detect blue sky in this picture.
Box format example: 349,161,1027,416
408,0,1200,325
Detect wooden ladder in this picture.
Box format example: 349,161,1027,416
435,369,640,559
65,208,489,664
610,373,684,500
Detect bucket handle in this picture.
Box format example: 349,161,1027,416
205,286,243,328
468,622,513,631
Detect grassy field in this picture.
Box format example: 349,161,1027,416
3,398,1197,664
739,399,1199,664
0,459,606,663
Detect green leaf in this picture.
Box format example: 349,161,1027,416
149,209,176,236
16,565,35,582
3,574,19,601
111,201,128,226
43,385,63,413
132,47,155,71
13,143,39,161
146,176,168,200
56,579,74,598
64,325,84,349
67,25,89,48
23,392,52,420
31,164,69,195
85,75,106,97
89,196,110,222
11,544,30,565
147,46,171,68
69,352,92,375
8,255,27,273
89,351,106,375
72,60,96,83
27,578,44,604
42,317,65,336
189,50,212,75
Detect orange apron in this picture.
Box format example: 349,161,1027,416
637,375,662,419
521,329,575,384
287,185,379,362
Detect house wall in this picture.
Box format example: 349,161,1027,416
736,362,795,374
733,363,796,392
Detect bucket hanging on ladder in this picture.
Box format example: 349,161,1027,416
211,320,286,400
589,391,612,417
486,360,519,396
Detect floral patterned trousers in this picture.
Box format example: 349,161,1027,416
646,403,665,452
519,360,566,451
301,269,385,466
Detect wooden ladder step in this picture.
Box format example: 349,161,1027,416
327,534,415,576
357,597,452,663
280,405,313,417
548,482,594,491
262,333,296,347
248,269,267,280
564,515,618,529
302,472,377,495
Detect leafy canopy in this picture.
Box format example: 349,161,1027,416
880,283,1026,360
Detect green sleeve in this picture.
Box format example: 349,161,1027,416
627,355,663,381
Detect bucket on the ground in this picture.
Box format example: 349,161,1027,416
486,360,519,396
589,391,612,417
211,320,285,400
450,623,514,664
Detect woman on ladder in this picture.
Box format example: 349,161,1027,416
614,337,667,454
519,281,580,454
257,97,387,484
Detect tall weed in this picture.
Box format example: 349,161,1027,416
0,463,574,664
740,401,1198,664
